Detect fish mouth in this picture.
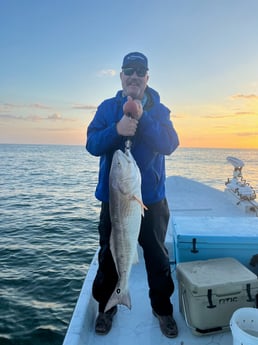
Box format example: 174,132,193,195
125,148,131,157
113,149,132,164
120,154,132,164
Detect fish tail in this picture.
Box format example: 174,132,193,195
104,287,131,312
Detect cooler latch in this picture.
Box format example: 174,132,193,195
246,283,255,302
191,238,199,254
206,289,216,309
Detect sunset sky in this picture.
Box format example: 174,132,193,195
1,0,257,148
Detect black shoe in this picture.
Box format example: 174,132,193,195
153,310,178,338
95,306,117,335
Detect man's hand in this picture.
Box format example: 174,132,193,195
123,96,143,120
116,115,138,136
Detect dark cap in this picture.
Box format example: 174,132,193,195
122,52,148,70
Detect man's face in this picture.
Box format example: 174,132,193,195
120,66,149,100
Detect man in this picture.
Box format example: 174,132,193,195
86,52,179,338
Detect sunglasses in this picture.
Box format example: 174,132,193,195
122,67,147,77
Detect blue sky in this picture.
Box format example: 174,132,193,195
1,0,258,147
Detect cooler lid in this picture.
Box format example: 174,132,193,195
177,257,258,296
173,216,258,242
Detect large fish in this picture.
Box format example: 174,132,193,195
104,148,145,312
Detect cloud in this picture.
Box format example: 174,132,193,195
36,126,76,132
235,111,256,116
97,69,117,77
0,114,22,120
29,103,52,109
202,114,233,119
26,115,45,121
0,113,75,122
172,113,186,119
72,104,97,110
202,110,256,119
236,131,258,137
0,114,45,122
231,94,258,100
1,102,52,109
213,125,229,129
48,113,62,120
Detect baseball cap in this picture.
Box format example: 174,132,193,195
122,52,148,70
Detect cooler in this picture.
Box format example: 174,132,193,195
177,257,258,335
172,216,258,274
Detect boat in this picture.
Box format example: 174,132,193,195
63,157,258,345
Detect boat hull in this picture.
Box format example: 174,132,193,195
63,176,258,345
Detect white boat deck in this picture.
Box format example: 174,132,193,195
63,176,258,345
166,175,250,218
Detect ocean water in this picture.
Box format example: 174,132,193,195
0,144,257,345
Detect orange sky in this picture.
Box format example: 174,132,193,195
1,91,257,148
171,93,258,149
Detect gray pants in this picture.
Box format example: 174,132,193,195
92,198,174,315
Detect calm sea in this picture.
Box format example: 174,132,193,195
0,144,257,345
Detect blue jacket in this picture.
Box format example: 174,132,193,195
86,86,179,204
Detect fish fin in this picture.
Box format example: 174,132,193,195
104,287,131,312
110,229,119,274
132,195,148,214
132,247,139,264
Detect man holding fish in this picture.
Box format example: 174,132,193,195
86,52,179,338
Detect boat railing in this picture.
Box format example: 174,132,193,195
225,156,258,216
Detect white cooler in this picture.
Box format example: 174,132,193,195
176,257,258,335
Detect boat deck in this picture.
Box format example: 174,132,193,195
166,175,248,218
63,251,233,345
63,176,258,345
